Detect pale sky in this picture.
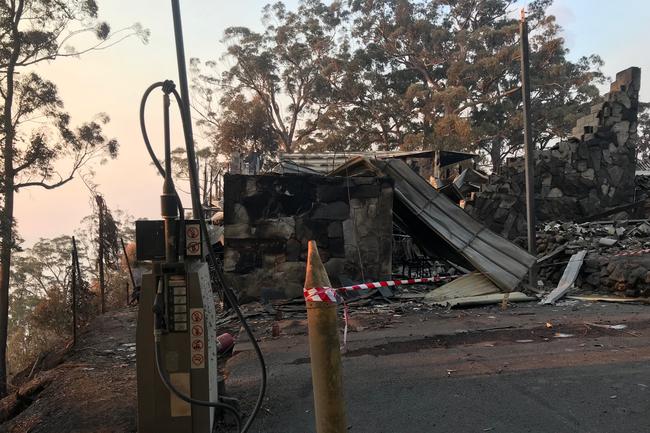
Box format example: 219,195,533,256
15,0,650,246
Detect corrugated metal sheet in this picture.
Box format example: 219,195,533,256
540,250,587,305
280,150,476,174
424,272,499,304
432,292,535,308
331,157,536,292
637,158,650,172
269,160,322,175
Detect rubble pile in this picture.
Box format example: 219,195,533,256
537,220,650,296
467,68,642,239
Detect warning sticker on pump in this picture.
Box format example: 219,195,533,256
189,308,205,369
191,310,204,323
191,354,204,367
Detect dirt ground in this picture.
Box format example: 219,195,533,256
0,308,138,433
0,289,453,433
2,293,650,433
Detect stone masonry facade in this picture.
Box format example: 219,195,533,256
468,67,642,239
223,174,394,300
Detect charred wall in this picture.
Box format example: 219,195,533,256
223,174,394,300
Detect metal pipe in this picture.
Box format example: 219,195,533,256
304,241,347,433
171,0,202,220
95,195,106,314
161,91,177,263
121,237,136,299
520,10,537,283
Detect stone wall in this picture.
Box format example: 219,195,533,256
223,174,394,300
467,67,642,239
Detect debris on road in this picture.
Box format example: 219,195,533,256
424,272,499,304
432,292,535,309
567,295,649,304
540,250,587,305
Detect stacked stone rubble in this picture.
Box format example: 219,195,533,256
467,67,642,239
537,220,650,297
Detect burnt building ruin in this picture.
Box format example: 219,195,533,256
222,175,394,300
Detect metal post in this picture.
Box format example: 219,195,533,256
171,0,202,220
203,162,208,207
208,167,213,207
161,91,178,264
74,239,83,293
95,195,106,314
121,237,136,304
71,237,78,346
304,241,347,433
520,10,537,283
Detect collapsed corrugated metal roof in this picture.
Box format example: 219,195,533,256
330,157,536,292
279,150,476,174
269,160,322,175
453,167,489,194
636,158,650,175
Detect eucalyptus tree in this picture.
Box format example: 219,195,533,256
0,0,147,395
193,0,346,154
344,0,604,168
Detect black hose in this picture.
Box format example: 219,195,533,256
140,81,185,258
198,225,268,433
153,337,242,431
140,82,267,433
169,83,268,433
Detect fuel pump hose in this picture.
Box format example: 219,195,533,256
154,326,242,431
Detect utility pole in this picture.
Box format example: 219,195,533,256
520,9,537,284
95,195,106,314
171,0,202,220
203,162,208,207
208,167,214,207
71,237,78,346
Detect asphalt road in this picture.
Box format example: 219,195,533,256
226,302,650,433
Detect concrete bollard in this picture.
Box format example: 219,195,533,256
304,240,348,433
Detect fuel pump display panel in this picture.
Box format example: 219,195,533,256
166,274,189,332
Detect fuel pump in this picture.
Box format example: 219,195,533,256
135,81,225,432
134,2,266,432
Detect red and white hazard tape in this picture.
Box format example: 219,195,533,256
303,276,455,303
304,276,456,350
615,249,650,257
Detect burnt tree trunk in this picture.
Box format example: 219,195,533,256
71,237,79,346
96,196,106,314
0,0,24,397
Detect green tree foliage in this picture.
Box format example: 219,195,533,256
192,0,346,154
0,0,146,395
193,0,604,172
636,103,650,161
74,200,133,310
339,0,604,169
7,203,134,376
7,236,85,374
170,145,225,205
